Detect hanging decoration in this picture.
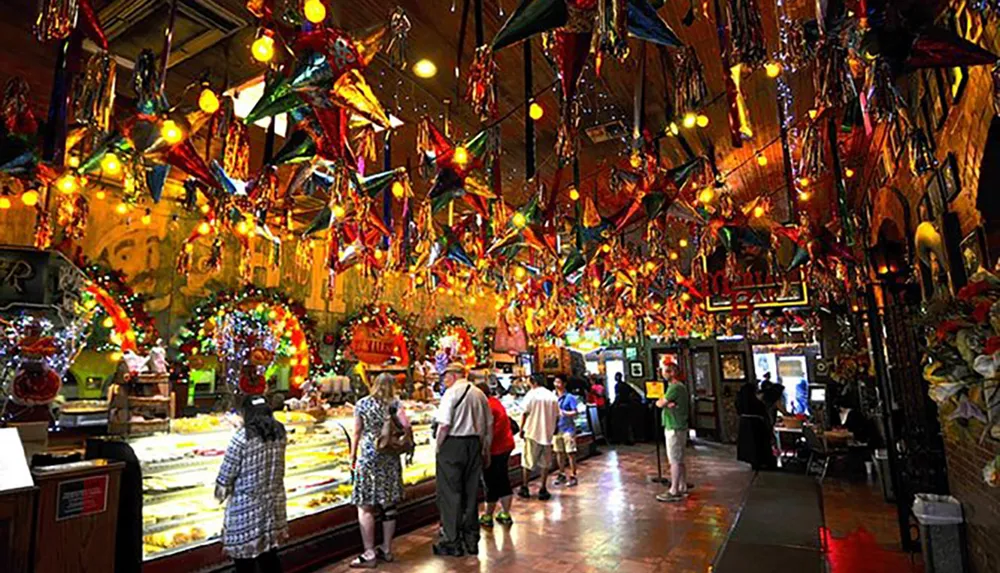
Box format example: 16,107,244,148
72,50,117,138
668,46,708,120
725,0,766,69
426,315,486,367
81,263,159,355
333,304,415,373
1,313,92,406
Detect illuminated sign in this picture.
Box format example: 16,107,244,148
703,266,808,312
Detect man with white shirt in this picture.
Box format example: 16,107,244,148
517,374,559,501
433,363,492,557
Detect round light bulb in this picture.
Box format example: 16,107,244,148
680,292,691,302
696,114,709,128
529,102,544,121
95,190,106,200
513,266,527,280
698,186,715,204
679,238,689,248
844,168,855,178
392,181,406,199
511,212,526,228
798,191,811,202
0,197,10,210
303,0,326,24
753,205,766,218
756,154,768,167
412,59,438,79
21,190,39,207
115,202,128,215
198,88,220,114
798,176,810,188
101,153,121,175
682,112,697,129
765,62,782,78
57,174,78,194
331,204,346,219
453,146,469,166
252,33,275,63
160,120,184,145
669,122,679,136
601,243,612,253
235,220,250,235
669,251,679,261
197,221,212,235
141,212,152,225
102,317,114,329
568,188,580,201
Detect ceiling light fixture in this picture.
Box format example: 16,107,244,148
413,59,438,78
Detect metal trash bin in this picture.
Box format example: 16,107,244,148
874,448,894,502
912,494,967,573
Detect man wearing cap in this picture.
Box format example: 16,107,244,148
433,363,492,557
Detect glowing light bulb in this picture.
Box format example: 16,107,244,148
529,102,544,120
391,181,405,199
331,204,346,219
160,120,183,144
303,0,326,23
669,251,679,261
601,243,612,253
67,156,80,168
95,190,106,200
197,221,212,235
141,210,152,225
200,204,211,214
0,197,10,210
591,277,601,288
808,109,818,120
696,114,709,128
629,153,642,168
669,122,679,136
235,220,250,235
21,190,39,206
57,174,78,194
110,351,123,362
568,187,580,201
765,62,782,78
698,186,715,204
798,176,810,188
453,146,469,166
101,153,121,176
680,292,691,302
513,266,527,280
115,202,128,215
102,317,114,329
845,168,855,178
756,154,768,167
412,59,437,78
198,88,220,114
798,191,811,201
682,112,697,129
753,205,766,218
679,238,689,248
511,212,526,228
252,33,275,63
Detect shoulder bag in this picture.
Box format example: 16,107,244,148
376,402,415,455
431,384,472,439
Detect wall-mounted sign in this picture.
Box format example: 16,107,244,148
56,474,109,521
0,248,87,314
703,266,808,312
348,322,410,367
645,381,665,399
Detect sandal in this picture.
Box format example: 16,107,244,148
349,553,377,569
376,547,394,563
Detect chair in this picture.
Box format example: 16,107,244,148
802,425,848,482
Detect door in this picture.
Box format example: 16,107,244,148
690,348,720,439
605,359,624,402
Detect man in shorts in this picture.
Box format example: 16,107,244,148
655,366,690,502
518,374,559,500
553,378,579,487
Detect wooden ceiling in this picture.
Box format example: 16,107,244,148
0,0,889,226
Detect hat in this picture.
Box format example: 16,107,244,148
444,362,467,374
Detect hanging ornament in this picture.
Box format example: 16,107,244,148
57,193,88,240
34,0,79,42
34,205,52,249
906,128,936,176
466,47,498,121
813,38,856,108
670,46,708,119
797,119,826,179
223,119,251,180
865,59,904,123
2,78,38,139
131,49,162,113
992,61,1000,116
73,50,116,135
726,0,766,69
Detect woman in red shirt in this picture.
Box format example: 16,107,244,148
477,382,516,527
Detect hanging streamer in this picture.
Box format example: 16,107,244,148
223,120,251,180
726,0,766,69
466,47,498,120
34,0,79,42
73,50,116,135
731,65,753,141
670,46,708,119
797,120,826,179
3,78,39,138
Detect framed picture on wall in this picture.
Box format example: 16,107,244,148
918,193,935,222
720,353,747,381
942,153,962,203
960,228,987,278
629,361,644,378
926,172,946,216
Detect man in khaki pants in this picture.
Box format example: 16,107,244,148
655,366,690,502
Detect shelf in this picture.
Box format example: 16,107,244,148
144,536,218,562
286,478,350,501
143,511,222,535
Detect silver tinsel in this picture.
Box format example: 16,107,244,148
797,120,827,179
813,39,856,108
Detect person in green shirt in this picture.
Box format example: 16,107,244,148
655,366,689,502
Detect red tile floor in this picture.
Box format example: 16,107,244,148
317,444,923,573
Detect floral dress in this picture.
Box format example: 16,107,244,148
216,428,289,559
351,396,404,507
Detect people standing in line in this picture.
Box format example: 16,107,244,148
735,380,776,471
215,396,288,573
476,382,516,528
348,373,410,568
433,364,492,557
553,378,580,487
517,373,560,500
655,367,690,502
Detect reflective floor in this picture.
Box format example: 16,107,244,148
317,444,923,573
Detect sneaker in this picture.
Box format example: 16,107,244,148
538,489,552,501
655,492,684,503
568,476,578,487
495,511,514,526
479,514,494,528
517,485,531,499
553,474,567,486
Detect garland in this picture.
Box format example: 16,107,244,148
175,285,320,388
333,304,416,374
82,263,158,355
426,315,487,366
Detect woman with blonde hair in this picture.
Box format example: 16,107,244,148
349,373,410,568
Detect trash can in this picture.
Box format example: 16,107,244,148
912,494,967,573
874,449,894,502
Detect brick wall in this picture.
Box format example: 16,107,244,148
870,7,1000,573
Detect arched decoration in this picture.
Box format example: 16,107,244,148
869,219,911,282
426,316,486,367
869,186,914,263
976,116,1000,263
81,264,158,356
175,286,320,390
334,304,415,373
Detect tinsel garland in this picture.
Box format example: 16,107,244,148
597,0,629,63
669,46,708,118
3,78,38,138
866,59,904,122
223,120,251,180
465,47,498,121
813,39,856,108
83,263,159,353
73,51,116,136
34,206,52,249
726,0,767,69
131,49,160,112
57,193,88,241
993,61,1000,116
33,0,79,42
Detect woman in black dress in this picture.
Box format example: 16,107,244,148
735,382,776,470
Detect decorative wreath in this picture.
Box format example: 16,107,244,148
333,304,416,374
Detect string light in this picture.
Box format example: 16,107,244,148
669,251,679,261
798,191,811,201
331,204,346,219
797,176,810,188
511,212,526,228
568,187,580,201
21,190,39,206
198,87,220,114
303,0,326,23
101,153,121,175
753,205,766,218
453,146,469,166
252,32,276,63
56,173,79,194
765,62,782,78
391,181,405,199
529,102,544,120
115,202,128,215
0,197,10,210
679,238,689,248
696,114,709,128
844,168,855,178
413,59,437,78
197,221,213,235
513,266,527,280
698,186,715,204
95,190,106,200
141,209,152,225
160,120,183,144
756,154,768,166
682,112,697,129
